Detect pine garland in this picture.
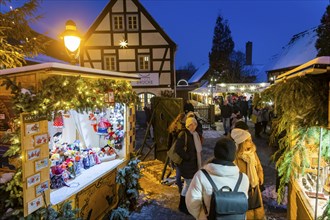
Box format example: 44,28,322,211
109,153,142,219
262,75,329,204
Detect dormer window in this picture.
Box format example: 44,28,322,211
112,15,124,31
127,15,138,30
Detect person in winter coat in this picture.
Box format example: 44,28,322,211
185,137,249,219
219,99,233,135
252,106,263,137
175,117,202,214
167,112,186,193
185,111,204,143
231,128,265,220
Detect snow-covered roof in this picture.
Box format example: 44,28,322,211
0,62,140,81
188,63,209,84
266,27,318,72
243,64,266,83
25,54,68,64
276,56,330,83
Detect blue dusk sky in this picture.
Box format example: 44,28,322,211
3,0,329,69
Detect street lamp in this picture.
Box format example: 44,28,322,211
61,20,81,65
211,76,214,104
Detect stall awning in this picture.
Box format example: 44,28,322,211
275,56,330,83
0,62,140,81
189,82,270,94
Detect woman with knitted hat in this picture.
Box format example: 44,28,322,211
231,128,265,220
175,116,202,215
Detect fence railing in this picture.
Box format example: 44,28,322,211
194,105,215,129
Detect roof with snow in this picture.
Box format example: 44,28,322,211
266,27,318,72
187,63,209,84
244,64,266,83
275,56,330,83
25,54,68,64
0,62,140,81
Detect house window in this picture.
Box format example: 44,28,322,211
138,55,150,71
127,15,138,30
113,15,124,30
104,55,116,71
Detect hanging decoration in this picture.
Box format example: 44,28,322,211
53,112,64,128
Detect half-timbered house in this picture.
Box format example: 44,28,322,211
81,0,177,110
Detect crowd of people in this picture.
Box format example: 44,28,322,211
165,98,267,220
218,95,273,138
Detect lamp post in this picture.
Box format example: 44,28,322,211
210,77,214,104
61,20,81,65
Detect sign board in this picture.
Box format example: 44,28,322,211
21,113,50,217
131,73,159,86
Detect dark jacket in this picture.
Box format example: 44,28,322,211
220,104,233,118
239,100,248,115
175,129,198,179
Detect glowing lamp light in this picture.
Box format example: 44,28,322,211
63,20,81,52
61,20,82,65
250,86,256,90
220,83,226,87
64,36,81,52
229,86,235,90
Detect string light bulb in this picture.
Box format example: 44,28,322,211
119,39,128,48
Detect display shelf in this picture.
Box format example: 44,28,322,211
50,159,123,205
294,177,329,219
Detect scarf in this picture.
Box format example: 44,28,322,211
240,150,259,188
191,131,202,169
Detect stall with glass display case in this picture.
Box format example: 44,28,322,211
0,62,139,219
267,56,330,220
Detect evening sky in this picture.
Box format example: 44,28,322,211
3,0,329,69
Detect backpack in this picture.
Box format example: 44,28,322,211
201,169,248,220
167,131,187,165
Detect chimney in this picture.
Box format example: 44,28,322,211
245,41,252,65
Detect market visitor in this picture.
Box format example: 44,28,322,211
185,111,204,143
167,112,186,193
252,106,263,138
219,99,232,136
231,128,265,220
143,103,154,140
185,137,249,219
184,99,195,114
240,96,249,124
175,117,202,215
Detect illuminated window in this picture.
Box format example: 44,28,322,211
138,55,150,71
137,92,155,110
127,15,138,30
113,15,124,30
104,55,116,71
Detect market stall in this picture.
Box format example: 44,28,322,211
262,56,330,219
0,62,139,219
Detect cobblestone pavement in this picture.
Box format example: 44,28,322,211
129,120,287,220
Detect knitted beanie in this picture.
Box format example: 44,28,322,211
231,128,251,145
185,117,197,128
214,137,236,162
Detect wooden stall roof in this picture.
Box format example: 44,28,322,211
0,62,140,81
275,56,330,83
